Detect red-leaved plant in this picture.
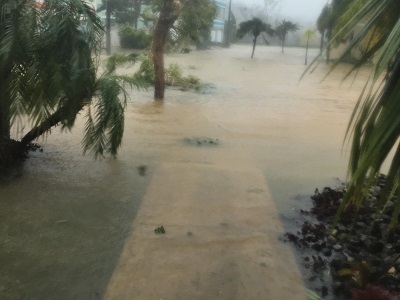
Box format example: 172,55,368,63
351,285,400,300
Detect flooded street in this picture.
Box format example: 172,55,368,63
127,45,367,217
0,45,369,299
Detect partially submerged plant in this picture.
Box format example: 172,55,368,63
134,55,204,91
154,226,166,234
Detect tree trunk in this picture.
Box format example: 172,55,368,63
196,39,206,50
0,87,11,140
251,36,257,58
0,138,24,166
0,108,10,140
319,31,324,55
223,0,232,48
0,60,12,140
21,103,85,145
305,37,309,65
326,27,332,64
21,109,65,145
281,38,284,53
151,0,180,101
133,0,141,29
106,0,111,55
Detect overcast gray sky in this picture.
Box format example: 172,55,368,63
235,0,329,25
278,0,328,22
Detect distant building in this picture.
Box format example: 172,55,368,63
93,0,230,43
211,0,229,44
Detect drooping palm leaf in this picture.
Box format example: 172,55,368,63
320,0,400,229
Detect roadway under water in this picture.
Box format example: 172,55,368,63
0,45,370,299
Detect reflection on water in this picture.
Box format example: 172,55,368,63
0,45,370,298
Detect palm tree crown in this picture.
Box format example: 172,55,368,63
237,17,274,58
275,20,299,53
0,0,145,163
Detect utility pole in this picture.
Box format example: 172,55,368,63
224,0,232,48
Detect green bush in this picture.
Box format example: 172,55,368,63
182,75,201,90
133,55,203,91
118,24,151,49
133,55,155,84
165,63,182,86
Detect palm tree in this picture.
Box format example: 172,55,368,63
275,20,299,53
237,17,274,58
316,4,330,55
316,0,351,63
323,0,400,229
151,0,182,100
303,29,316,65
0,0,144,164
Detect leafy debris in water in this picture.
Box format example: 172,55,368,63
154,226,166,234
284,174,400,299
137,165,147,176
183,137,220,146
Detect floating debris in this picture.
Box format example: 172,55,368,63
154,226,166,234
137,165,147,176
183,137,220,146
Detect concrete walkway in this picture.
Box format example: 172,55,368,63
105,163,306,299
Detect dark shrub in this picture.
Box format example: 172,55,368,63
118,24,151,49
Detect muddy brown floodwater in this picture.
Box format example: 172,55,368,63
0,45,371,299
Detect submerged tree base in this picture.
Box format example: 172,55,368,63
0,139,42,167
284,175,400,299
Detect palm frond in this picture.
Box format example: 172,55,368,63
105,53,140,75
322,0,400,229
237,18,273,39
83,77,127,158
307,289,322,300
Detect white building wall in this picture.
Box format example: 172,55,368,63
211,0,229,44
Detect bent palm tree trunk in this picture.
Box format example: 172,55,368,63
20,106,80,145
0,104,82,165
